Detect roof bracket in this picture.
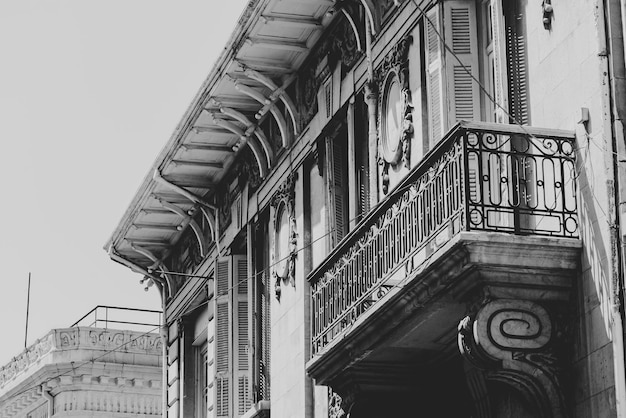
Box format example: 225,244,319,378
156,198,208,257
153,169,220,254
234,82,291,148
108,247,172,299
243,69,299,136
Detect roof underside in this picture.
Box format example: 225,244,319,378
106,0,338,270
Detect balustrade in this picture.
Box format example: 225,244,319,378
309,122,578,355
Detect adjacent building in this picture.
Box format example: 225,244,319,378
105,0,626,416
0,307,163,418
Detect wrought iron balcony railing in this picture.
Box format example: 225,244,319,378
309,121,578,355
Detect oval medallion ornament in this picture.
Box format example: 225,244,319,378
381,73,404,164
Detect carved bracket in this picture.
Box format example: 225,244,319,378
271,173,298,300
328,387,359,418
458,299,567,418
375,35,414,194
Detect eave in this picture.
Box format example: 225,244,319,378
105,0,341,274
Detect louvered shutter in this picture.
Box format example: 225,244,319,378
215,259,231,418
326,135,347,247
504,1,529,124
259,269,270,400
425,5,445,145
490,0,509,123
444,0,480,124
233,256,252,416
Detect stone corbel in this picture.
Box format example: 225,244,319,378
457,299,566,418
328,387,360,418
375,35,414,195
271,173,298,300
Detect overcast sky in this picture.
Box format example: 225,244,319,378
0,0,248,366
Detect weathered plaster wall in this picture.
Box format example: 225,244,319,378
271,167,312,418
521,0,617,415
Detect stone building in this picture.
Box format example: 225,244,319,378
105,0,626,416
0,307,163,418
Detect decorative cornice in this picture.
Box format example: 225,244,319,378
0,328,162,391
0,333,54,389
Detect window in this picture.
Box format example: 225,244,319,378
252,215,270,402
304,157,327,271
214,255,251,418
195,342,208,418
325,130,349,249
354,93,370,221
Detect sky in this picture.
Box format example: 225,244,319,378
0,0,249,366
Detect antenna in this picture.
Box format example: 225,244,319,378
24,272,31,349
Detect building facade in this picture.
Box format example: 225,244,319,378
105,0,626,416
0,307,163,417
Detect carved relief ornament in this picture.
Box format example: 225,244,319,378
457,299,567,418
271,172,298,300
376,35,414,194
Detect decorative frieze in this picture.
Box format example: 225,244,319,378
0,333,54,388
0,328,162,391
86,329,163,352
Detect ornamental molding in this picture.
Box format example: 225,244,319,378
0,333,54,389
297,10,363,128
0,328,162,391
457,299,567,418
375,35,414,195
235,148,263,192
52,390,161,416
0,386,42,418
328,386,360,418
271,172,298,300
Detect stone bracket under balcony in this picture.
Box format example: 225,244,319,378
306,231,581,397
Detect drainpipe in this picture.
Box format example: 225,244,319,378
158,284,168,418
153,170,222,418
596,0,626,412
41,385,54,417
363,10,379,208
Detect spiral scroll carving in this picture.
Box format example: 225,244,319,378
458,299,566,418
476,300,551,358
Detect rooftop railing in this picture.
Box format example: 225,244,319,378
70,305,162,333
309,121,578,355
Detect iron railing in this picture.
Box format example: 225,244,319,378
309,121,578,355
70,305,162,333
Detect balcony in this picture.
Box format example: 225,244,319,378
306,122,581,397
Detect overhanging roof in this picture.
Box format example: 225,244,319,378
105,0,339,272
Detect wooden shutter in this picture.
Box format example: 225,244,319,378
233,256,251,416
214,256,251,418
489,0,509,123
326,135,347,248
259,269,270,400
444,0,481,124
425,5,445,144
504,0,529,124
215,259,231,418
